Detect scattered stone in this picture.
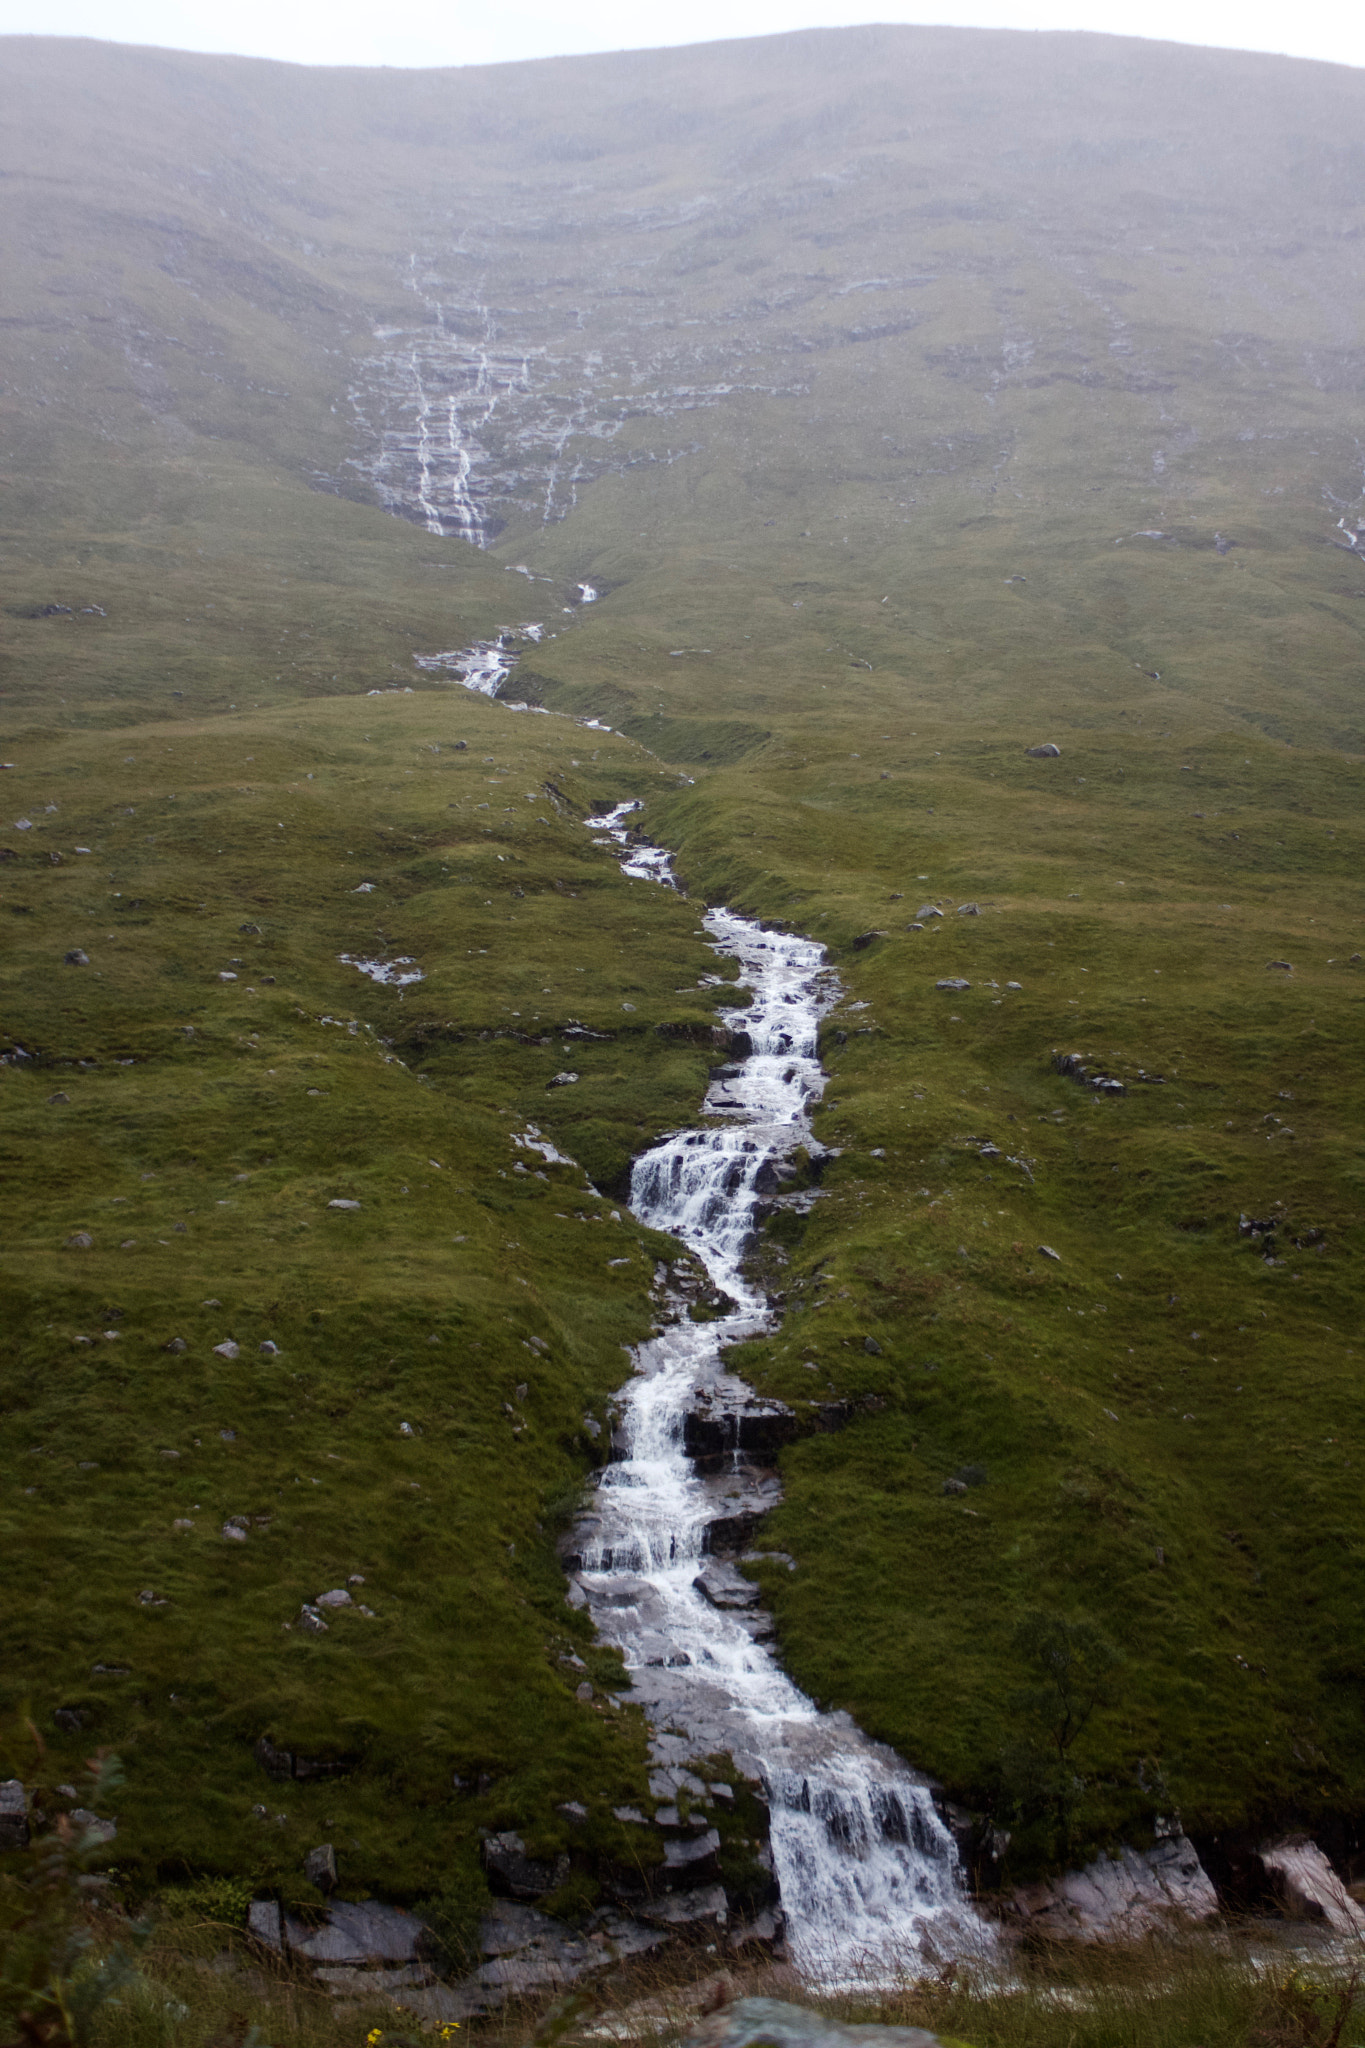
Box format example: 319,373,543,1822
863,1336,882,1355
65,1232,94,1250
547,1071,580,1088
0,1780,30,1850
212,1340,240,1360
1025,743,1061,758
327,1198,361,1211
850,930,885,950
164,1336,187,1353
956,902,980,916
298,1606,329,1634
1257,1838,1365,1935
172,1518,194,1532
221,1519,249,1542
575,1680,593,1701
482,1830,569,1900
557,1801,589,1823
684,1997,943,2048
136,1589,167,1606
259,1340,279,1356
936,978,970,992
916,904,943,920
69,1809,117,1845
1038,1244,1061,1261
64,949,89,966
48,1091,69,1104
942,1477,969,1496
315,1589,352,1609
247,1899,283,1948
1266,960,1293,973
254,1736,293,1781
305,1844,338,1894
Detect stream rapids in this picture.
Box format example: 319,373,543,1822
569,801,985,1983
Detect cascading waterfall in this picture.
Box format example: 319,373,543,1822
571,801,989,1984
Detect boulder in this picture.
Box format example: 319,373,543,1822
304,1844,337,1893
65,1233,94,1251
64,950,90,966
1003,1830,1217,1941
285,1899,427,1964
936,978,970,992
916,905,943,920
547,1071,579,1088
693,1564,761,1611
212,1340,240,1360
684,1997,943,2048
956,901,980,915
1025,743,1061,758
327,1198,361,1211
1257,1838,1365,1935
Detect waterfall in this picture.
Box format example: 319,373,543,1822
571,802,988,1984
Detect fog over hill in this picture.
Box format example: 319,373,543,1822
2,24,1365,1997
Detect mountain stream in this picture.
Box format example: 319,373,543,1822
568,800,983,1982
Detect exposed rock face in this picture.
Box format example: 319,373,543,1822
1257,1838,1365,1935
1002,1830,1217,1941
684,1997,945,2048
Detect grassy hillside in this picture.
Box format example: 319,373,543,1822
1,24,1363,1903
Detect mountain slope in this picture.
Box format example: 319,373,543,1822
1,26,1364,1906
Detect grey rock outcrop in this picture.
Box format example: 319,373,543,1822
1256,1838,1365,1935
1002,1829,1217,1941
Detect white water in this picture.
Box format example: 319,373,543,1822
571,801,986,1984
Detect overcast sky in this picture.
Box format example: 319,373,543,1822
1,0,1359,74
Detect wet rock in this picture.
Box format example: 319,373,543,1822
1025,743,1061,758
685,1998,944,2048
693,1564,761,1610
1257,1838,1365,1934
1002,1830,1216,1941
684,1398,797,1466
0,1780,29,1849
482,1830,569,1900
305,1844,338,1893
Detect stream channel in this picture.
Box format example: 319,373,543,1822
565,799,985,1983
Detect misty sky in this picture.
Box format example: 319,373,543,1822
0,0,1359,74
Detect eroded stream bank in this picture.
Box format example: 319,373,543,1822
566,801,983,1983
